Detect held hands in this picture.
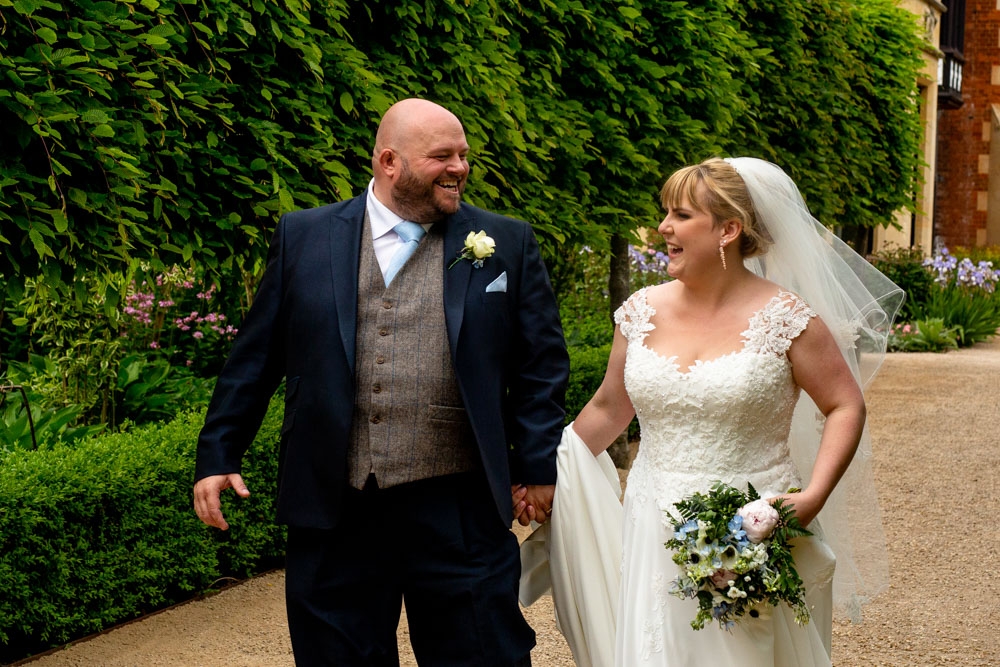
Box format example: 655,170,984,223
193,473,250,530
511,484,555,527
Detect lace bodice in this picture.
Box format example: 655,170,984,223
614,287,816,525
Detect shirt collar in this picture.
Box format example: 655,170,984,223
365,180,434,238
366,180,404,241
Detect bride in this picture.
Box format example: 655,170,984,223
522,157,901,666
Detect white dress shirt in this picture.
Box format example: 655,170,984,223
365,180,432,281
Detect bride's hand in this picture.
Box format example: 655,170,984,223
512,485,529,524
772,489,824,528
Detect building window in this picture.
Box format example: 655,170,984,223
939,0,965,108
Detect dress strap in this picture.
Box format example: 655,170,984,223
613,287,655,343
741,291,816,357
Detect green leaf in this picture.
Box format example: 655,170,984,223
68,188,88,207
36,26,58,44
28,227,54,258
339,91,354,114
80,109,110,124
165,81,184,99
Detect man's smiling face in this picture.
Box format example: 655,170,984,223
389,121,469,224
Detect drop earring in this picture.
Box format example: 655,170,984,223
719,241,727,270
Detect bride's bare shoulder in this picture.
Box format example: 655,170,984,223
640,281,681,309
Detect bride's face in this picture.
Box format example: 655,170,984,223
658,185,720,279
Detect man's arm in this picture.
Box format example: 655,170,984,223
507,223,569,525
192,218,289,528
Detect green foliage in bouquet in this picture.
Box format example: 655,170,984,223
665,482,812,631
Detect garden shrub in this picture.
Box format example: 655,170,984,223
565,343,612,424
0,352,215,446
887,319,959,352
869,245,934,322
0,401,285,662
913,287,1000,347
914,248,1000,348
1,267,226,434
950,245,1000,265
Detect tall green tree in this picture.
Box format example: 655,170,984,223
726,0,926,249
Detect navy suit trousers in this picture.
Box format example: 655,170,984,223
285,472,534,666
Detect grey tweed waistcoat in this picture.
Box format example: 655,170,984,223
346,216,480,490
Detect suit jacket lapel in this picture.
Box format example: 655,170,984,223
443,207,474,361
330,195,365,376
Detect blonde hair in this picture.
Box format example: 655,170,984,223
659,157,772,257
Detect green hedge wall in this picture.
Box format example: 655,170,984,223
0,0,926,303
0,401,285,661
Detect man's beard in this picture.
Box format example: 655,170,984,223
391,161,462,223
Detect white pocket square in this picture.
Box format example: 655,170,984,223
485,271,508,293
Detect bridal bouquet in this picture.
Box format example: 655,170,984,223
664,481,811,631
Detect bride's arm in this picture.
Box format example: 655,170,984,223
781,315,867,526
572,325,636,456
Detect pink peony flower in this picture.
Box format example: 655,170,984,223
737,499,780,543
709,569,737,589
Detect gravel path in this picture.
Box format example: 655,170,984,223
16,339,1000,666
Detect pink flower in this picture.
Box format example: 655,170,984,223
902,324,912,334
737,499,780,543
709,569,736,589
192,331,204,339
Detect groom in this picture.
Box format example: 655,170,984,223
193,98,569,665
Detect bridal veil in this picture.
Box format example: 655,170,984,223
726,157,904,622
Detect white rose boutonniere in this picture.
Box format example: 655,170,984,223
449,230,496,269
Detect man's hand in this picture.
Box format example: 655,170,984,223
193,473,250,530
512,484,555,527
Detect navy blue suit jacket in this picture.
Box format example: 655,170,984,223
194,194,570,529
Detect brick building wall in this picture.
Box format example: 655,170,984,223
935,0,1000,249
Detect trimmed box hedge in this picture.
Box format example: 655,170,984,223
0,400,285,662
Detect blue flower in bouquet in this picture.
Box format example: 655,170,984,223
727,515,748,546
675,518,700,541
664,481,812,631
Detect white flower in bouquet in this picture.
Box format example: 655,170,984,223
737,498,781,543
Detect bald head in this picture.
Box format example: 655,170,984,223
370,98,470,223
374,99,464,157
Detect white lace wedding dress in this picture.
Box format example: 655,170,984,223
615,287,836,667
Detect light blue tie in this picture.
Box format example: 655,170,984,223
384,221,426,286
